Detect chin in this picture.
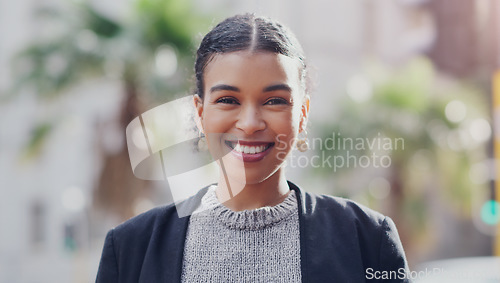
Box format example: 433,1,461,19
219,163,282,187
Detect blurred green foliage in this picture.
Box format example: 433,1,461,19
22,122,53,160
11,0,209,99
315,57,490,238
10,0,211,158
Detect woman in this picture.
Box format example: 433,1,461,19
96,14,409,282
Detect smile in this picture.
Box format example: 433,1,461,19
225,141,273,154
224,140,274,162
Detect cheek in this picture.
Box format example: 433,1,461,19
201,109,234,160
269,112,300,149
202,108,234,132
282,106,302,133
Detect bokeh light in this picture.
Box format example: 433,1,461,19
61,186,86,213
445,100,467,123
480,200,500,226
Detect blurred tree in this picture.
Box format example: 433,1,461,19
11,0,210,220
315,57,491,261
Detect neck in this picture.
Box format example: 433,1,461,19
215,169,290,211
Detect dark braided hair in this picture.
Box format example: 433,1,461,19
195,14,309,99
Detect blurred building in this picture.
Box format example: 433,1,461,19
0,1,125,282
426,0,499,79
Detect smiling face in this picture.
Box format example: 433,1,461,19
195,51,309,186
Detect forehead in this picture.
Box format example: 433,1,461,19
203,51,301,90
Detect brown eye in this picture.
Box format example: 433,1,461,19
216,97,239,105
265,98,289,105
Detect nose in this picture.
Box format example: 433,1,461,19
235,105,266,135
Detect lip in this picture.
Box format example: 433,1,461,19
224,140,274,162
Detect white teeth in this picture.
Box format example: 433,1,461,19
231,143,268,154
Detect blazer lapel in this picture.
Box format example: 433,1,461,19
288,181,368,282
287,181,311,283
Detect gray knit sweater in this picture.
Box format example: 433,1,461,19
180,185,301,283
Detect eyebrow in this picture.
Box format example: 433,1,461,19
210,84,240,93
210,83,292,94
263,84,292,93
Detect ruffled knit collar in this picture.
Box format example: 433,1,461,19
198,185,298,230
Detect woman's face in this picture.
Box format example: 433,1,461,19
195,51,309,186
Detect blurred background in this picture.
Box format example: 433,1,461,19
0,0,499,282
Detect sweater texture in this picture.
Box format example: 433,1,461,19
180,186,301,282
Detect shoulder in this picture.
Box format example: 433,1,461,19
110,186,208,244
104,203,180,255
113,203,175,237
301,189,387,228
299,188,408,273
96,191,207,282
295,184,401,249
96,203,181,282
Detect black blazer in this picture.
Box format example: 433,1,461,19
96,181,409,282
